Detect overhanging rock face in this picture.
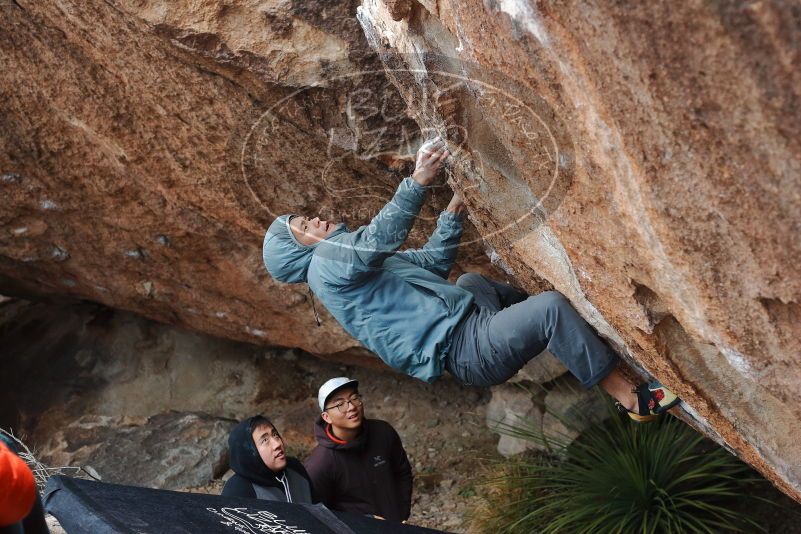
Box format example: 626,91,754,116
357,0,801,500
1,0,800,503
0,0,501,357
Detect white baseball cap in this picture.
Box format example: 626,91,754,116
318,377,359,412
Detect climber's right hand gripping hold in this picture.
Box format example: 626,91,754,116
412,136,450,186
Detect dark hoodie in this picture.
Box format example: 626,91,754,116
304,418,413,522
221,416,315,503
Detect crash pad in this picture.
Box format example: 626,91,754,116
44,476,447,534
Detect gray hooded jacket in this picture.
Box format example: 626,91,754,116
262,177,474,382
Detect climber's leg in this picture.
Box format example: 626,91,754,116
599,367,638,412
484,288,680,417
454,272,526,311
483,290,619,387
445,273,522,386
447,276,618,387
448,274,680,417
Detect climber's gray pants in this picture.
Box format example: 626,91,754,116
444,273,618,388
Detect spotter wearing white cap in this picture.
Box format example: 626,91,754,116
318,377,359,412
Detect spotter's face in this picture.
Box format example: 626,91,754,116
252,424,287,472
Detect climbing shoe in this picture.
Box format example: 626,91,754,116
616,380,681,423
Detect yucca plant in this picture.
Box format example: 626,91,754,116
475,398,765,534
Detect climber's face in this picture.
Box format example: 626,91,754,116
289,215,338,246
252,423,287,473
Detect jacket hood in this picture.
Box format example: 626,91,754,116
262,215,348,284
228,416,298,488
262,215,316,284
313,416,368,451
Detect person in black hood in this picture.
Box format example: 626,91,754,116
304,378,413,522
222,415,316,503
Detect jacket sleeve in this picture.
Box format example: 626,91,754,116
221,474,257,499
303,449,336,508
0,441,36,525
396,210,465,278
334,177,427,277
390,427,413,521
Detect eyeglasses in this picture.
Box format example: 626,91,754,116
324,394,363,414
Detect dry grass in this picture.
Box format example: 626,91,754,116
0,428,100,491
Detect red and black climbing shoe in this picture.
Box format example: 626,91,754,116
615,380,681,423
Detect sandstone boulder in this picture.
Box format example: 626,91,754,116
485,383,542,457
0,0,501,360
40,412,235,490
1,0,800,503
357,0,801,500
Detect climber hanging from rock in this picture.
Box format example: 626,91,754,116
262,137,680,422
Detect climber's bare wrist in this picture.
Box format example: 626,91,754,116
412,169,435,187
445,191,465,214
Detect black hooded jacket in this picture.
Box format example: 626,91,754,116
304,418,413,521
221,416,316,503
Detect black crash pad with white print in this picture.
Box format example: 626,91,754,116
44,476,448,534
